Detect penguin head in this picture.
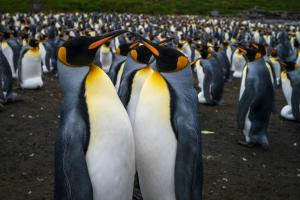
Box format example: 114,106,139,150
58,29,127,67
279,61,299,72
251,43,267,57
129,45,153,64
116,42,139,56
132,32,188,73
28,39,39,48
238,46,261,62
199,45,212,59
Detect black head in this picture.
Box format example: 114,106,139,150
28,39,39,48
116,42,139,56
238,46,261,62
58,29,127,67
280,61,299,72
131,32,188,72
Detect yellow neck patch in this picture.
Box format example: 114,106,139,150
25,47,40,57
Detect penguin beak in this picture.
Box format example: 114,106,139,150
88,29,128,49
131,32,160,56
58,29,127,66
158,37,175,46
251,43,259,49
238,48,247,55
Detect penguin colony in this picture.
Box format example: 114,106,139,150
0,12,299,200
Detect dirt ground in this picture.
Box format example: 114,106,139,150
0,73,299,200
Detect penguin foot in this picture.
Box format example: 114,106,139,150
238,141,256,148
0,103,5,112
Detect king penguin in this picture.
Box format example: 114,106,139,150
237,45,275,149
55,30,135,200
279,61,300,121
231,47,247,78
18,39,43,89
193,45,224,105
130,33,202,200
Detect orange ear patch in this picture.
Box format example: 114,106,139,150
177,56,188,70
130,50,138,60
88,36,112,49
58,47,68,64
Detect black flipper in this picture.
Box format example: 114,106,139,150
203,67,213,104
162,66,202,200
237,79,256,129
55,108,93,200
291,86,300,121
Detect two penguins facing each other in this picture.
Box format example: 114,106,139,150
55,30,203,200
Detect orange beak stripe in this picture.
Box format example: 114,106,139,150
88,36,112,50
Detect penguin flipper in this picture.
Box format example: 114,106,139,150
175,121,203,200
291,87,300,121
203,69,213,104
55,109,93,200
237,79,256,129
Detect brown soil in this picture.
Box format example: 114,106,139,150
0,74,299,200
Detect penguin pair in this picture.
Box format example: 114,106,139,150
279,61,300,121
56,30,135,200
56,30,203,200
18,38,43,89
237,44,275,149
125,33,203,200
192,45,224,105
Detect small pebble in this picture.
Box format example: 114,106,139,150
10,114,15,118
297,174,300,178
29,153,35,157
293,143,298,147
242,157,247,161
222,185,227,189
27,190,32,195
36,177,44,182
222,178,228,182
28,115,33,119
29,132,33,136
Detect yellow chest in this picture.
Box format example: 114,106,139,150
25,48,40,57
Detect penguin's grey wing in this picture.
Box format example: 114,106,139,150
118,56,146,106
202,66,213,104
162,67,202,200
43,42,53,71
290,72,300,120
107,55,126,84
237,79,255,129
55,108,93,200
7,39,21,72
0,50,13,94
18,46,31,83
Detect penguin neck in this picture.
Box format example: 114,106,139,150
85,64,116,115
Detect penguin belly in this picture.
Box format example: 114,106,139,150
20,51,43,89
281,73,292,105
115,62,125,91
127,66,152,123
2,42,16,78
296,51,300,67
232,53,246,78
195,63,206,103
39,43,48,73
134,72,177,200
100,47,112,73
85,66,135,200
270,59,281,86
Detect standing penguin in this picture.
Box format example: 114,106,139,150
95,41,113,73
237,46,275,149
131,33,202,200
193,46,224,105
279,61,300,121
55,30,135,200
0,46,18,103
231,47,247,78
18,39,43,89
